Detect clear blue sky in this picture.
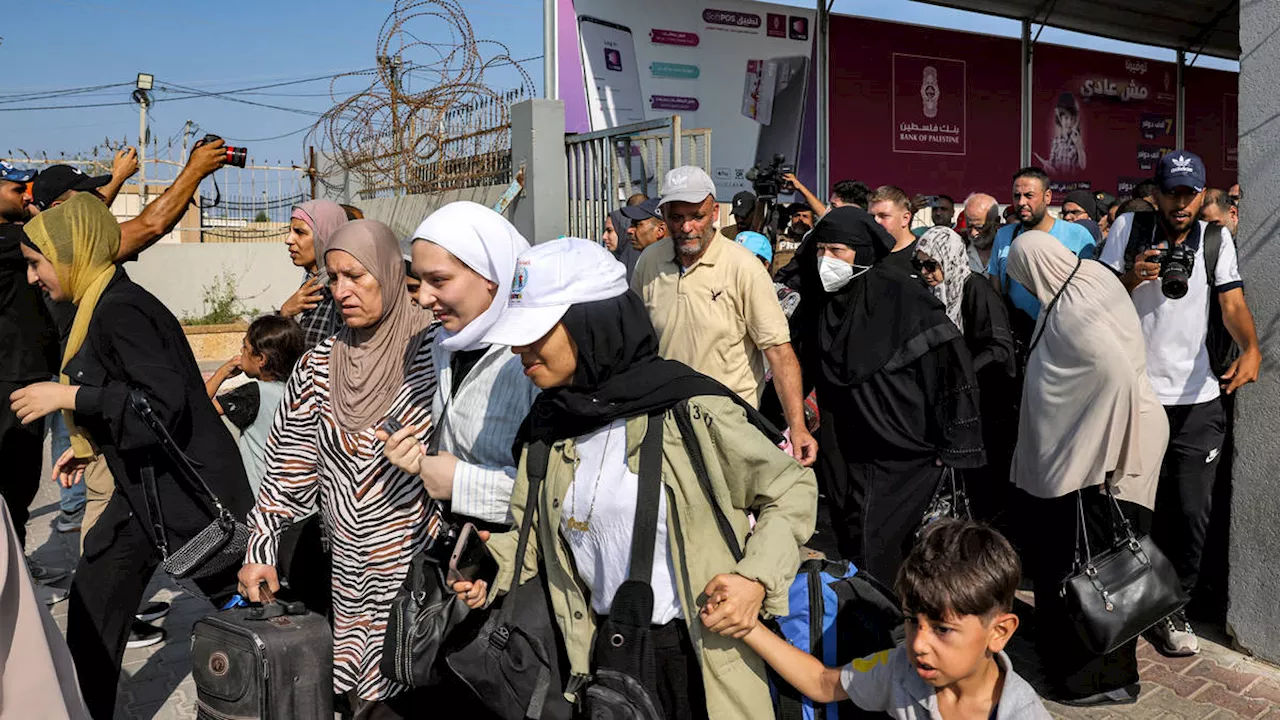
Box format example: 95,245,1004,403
0,0,1237,165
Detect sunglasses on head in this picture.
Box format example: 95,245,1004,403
912,257,940,273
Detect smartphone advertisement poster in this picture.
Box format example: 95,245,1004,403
557,0,817,199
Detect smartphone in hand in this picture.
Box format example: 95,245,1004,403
379,417,404,435
448,522,498,586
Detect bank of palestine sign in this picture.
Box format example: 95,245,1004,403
892,53,967,156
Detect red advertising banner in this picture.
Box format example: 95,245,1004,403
1184,66,1238,187
828,16,1021,200
1031,46,1179,196
828,14,1237,202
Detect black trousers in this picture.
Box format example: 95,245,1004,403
67,492,235,718
651,619,708,720
0,380,44,548
1154,400,1226,595
1020,488,1151,699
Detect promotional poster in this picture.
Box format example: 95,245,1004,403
557,0,817,198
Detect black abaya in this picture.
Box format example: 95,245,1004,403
815,334,985,584
961,275,1018,525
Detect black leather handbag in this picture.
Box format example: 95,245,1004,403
1060,483,1187,655
380,504,469,688
130,392,250,581
446,441,574,720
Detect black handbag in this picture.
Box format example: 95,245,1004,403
446,440,574,720
917,465,970,539
1060,483,1188,655
380,506,470,687
130,392,250,581
580,411,666,720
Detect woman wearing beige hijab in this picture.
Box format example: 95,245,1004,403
1007,230,1168,708
238,220,439,715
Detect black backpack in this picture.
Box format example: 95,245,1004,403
1124,212,1240,376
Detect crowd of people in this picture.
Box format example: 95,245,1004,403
0,140,1259,719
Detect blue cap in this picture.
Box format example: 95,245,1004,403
737,231,772,264
0,161,37,183
621,198,662,222
1156,151,1205,193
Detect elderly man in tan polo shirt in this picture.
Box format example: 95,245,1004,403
631,166,817,466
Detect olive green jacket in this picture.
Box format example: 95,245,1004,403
485,395,817,719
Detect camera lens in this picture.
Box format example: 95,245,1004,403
227,146,248,168
1161,270,1189,299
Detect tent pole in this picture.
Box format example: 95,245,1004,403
1021,18,1032,167
817,0,830,196
1176,49,1186,150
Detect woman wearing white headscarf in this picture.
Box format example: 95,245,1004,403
1007,230,1168,708
379,201,538,527
916,226,1017,523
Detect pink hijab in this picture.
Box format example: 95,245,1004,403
292,200,349,277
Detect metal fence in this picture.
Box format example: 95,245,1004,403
2,145,311,243
564,116,712,240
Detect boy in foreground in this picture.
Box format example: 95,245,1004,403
733,520,1051,719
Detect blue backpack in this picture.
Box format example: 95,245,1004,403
772,558,904,720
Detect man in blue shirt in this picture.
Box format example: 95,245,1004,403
988,167,1097,334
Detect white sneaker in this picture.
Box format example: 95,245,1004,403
1149,611,1200,657
125,621,165,649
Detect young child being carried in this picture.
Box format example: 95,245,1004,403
737,519,1051,719
206,315,305,496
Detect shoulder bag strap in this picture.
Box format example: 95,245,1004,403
1203,222,1223,289
140,458,171,557
1027,258,1083,355
128,392,228,517
510,440,549,595
672,401,745,563
626,411,667,582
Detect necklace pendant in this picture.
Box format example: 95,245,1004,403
566,516,590,533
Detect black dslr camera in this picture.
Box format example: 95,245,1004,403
745,154,795,199
1152,243,1195,299
194,133,248,168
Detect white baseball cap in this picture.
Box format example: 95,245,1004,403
482,237,628,347
659,166,717,207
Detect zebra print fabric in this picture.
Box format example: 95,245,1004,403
246,324,439,700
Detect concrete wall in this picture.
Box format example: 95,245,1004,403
1229,0,1280,664
358,185,511,239
125,242,301,321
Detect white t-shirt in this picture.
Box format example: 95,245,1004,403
1100,213,1243,406
560,420,683,625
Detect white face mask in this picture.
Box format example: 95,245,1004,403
818,256,871,292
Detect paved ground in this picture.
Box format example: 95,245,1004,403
21,441,1280,719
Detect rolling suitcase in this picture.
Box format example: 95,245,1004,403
191,589,333,719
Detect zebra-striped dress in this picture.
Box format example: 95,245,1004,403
245,326,438,700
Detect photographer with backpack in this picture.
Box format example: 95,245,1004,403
1099,151,1262,658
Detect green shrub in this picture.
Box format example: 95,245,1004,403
182,271,258,326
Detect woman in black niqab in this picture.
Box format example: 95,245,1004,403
796,206,986,584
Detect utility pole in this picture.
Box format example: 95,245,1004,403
134,73,154,208
181,119,193,162
309,146,317,200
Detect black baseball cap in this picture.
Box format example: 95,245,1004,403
1155,151,1206,194
32,164,111,210
621,197,662,222
731,190,756,217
